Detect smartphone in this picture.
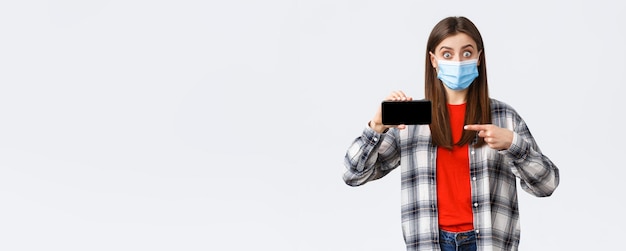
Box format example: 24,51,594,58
381,100,432,125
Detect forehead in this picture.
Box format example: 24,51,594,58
436,33,477,50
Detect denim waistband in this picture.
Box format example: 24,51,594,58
439,229,476,244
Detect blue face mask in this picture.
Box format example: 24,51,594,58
436,59,479,90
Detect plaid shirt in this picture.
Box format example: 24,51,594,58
343,99,559,251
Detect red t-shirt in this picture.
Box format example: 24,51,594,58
436,103,474,232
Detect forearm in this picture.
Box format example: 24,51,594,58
343,126,399,186
503,133,560,197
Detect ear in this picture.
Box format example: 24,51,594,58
429,52,438,69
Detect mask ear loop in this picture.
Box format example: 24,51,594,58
428,51,439,69
428,52,440,78
428,52,446,93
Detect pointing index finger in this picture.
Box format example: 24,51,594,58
464,124,489,131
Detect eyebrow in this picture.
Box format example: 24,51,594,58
438,44,475,51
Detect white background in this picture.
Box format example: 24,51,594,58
1,0,624,250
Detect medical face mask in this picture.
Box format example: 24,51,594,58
436,59,479,91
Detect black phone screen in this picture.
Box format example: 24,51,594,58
381,100,432,125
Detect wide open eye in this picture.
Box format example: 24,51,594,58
443,52,452,59
463,51,472,57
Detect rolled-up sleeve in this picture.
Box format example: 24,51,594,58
343,125,401,186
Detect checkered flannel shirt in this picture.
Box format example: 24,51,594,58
343,99,560,251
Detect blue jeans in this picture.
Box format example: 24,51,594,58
439,229,477,251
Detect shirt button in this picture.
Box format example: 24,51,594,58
373,137,378,142
471,151,475,155
472,177,476,181
473,203,478,207
475,230,480,234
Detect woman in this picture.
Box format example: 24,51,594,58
343,16,559,251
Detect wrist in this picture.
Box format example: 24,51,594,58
369,120,388,134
